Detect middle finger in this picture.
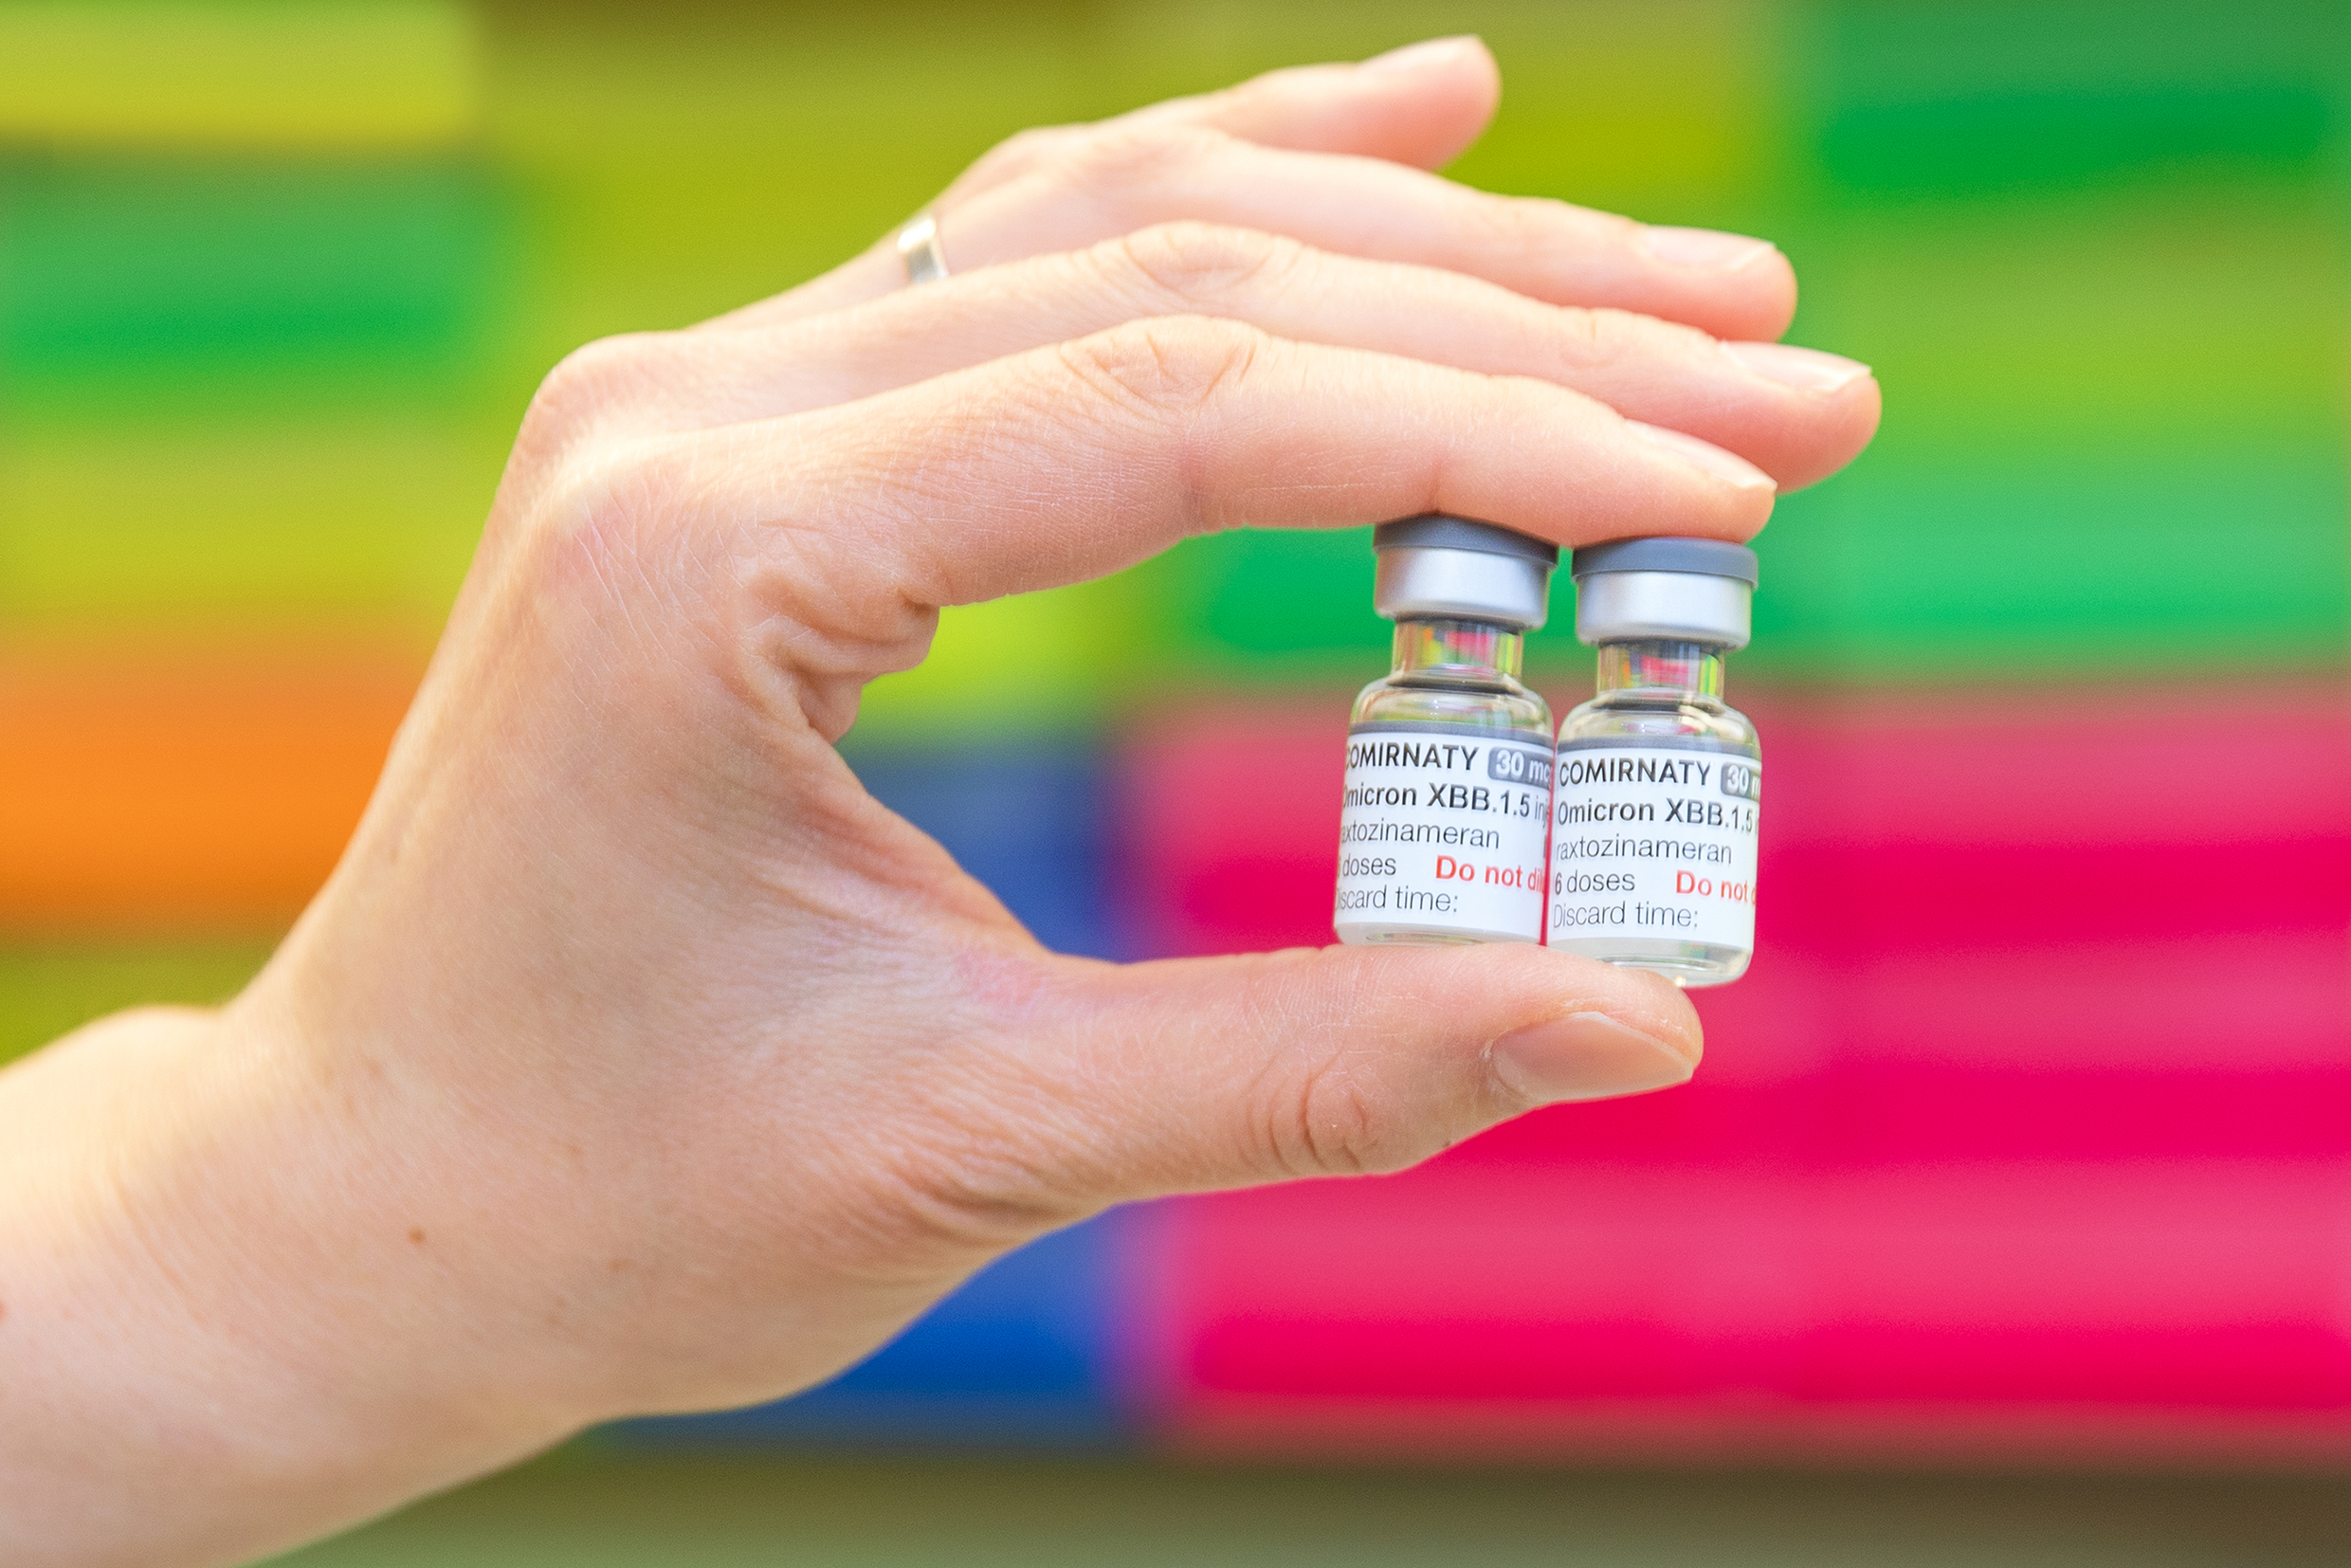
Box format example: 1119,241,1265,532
593,225,1875,491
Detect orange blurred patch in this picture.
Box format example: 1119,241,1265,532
0,646,425,931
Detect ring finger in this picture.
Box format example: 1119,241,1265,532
716,126,1795,345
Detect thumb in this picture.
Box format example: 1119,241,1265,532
1037,943,1702,1200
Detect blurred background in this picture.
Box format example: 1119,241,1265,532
5,0,2350,1562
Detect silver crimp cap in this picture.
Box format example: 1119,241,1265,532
1371,515,1558,630
1571,536,1759,650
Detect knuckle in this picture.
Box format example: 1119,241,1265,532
997,124,1068,160
1112,222,1302,303
1552,305,1650,373
532,332,668,417
1255,1047,1399,1179
1469,192,1633,278
1057,121,1224,200
856,1053,1100,1258
1056,315,1267,422
519,331,675,453
874,1144,1082,1260
958,123,1075,189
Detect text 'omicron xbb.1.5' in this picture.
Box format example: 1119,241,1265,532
1333,517,1557,945
1331,522,1763,985
1552,538,1760,985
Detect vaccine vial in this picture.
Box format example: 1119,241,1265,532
1550,538,1761,984
1334,516,1557,945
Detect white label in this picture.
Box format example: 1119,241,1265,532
1334,726,1552,941
1549,743,1759,949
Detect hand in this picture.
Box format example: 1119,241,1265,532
0,38,1878,1567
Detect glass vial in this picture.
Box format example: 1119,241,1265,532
1334,516,1556,945
1551,538,1761,985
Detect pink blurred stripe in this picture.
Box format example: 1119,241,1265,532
1120,684,2351,959
1120,684,2351,1449
1166,1161,2351,1411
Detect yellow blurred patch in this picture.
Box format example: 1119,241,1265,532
0,417,495,627
1098,0,1779,213
852,576,1142,743
0,0,481,152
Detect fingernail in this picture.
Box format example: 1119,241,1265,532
1639,225,1777,270
1722,340,1871,393
1489,1012,1696,1104
1362,36,1479,73
1627,421,1776,490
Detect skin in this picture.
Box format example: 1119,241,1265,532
0,39,1878,1567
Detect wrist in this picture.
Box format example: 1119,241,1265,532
0,991,583,1564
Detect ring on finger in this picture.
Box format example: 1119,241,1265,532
896,212,950,285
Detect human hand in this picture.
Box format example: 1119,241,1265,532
0,37,1877,1566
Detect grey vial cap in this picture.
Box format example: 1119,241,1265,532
1371,515,1558,630
1570,536,1759,650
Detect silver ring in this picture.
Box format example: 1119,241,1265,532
896,212,949,285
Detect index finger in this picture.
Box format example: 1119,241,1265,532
645,317,1774,738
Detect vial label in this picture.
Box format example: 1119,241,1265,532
1550,739,1759,950
1334,723,1553,942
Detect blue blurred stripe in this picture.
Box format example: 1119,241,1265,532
623,1213,1131,1446
847,741,1131,962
